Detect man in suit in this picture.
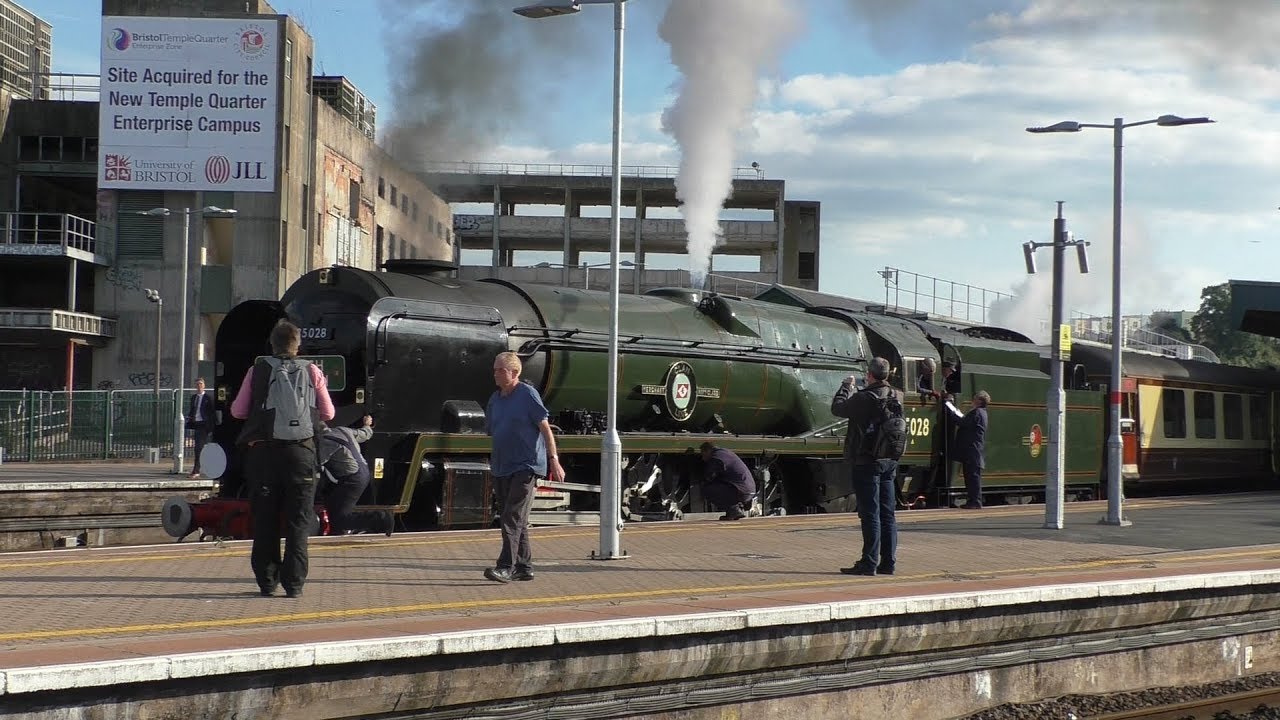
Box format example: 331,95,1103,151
186,377,214,478
954,390,990,509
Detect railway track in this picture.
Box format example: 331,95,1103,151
1086,687,1280,720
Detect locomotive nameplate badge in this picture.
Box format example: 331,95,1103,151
638,362,720,422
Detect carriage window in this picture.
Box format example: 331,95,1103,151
1223,393,1243,440
1162,389,1186,438
1250,395,1268,440
1193,391,1216,439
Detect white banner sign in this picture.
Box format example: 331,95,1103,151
98,16,280,192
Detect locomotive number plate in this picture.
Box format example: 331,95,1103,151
300,327,331,340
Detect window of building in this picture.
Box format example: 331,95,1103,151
436,219,444,237
1222,393,1243,440
84,137,98,161
798,251,816,280
349,179,360,218
377,177,385,198
1250,395,1268,440
400,195,408,214
390,185,397,205
283,125,291,166
400,237,407,259
1193,391,1216,439
18,135,38,161
305,56,312,93
39,136,60,161
115,190,165,258
280,220,289,268
412,201,418,221
375,224,384,267
388,231,396,258
1161,388,1185,439
284,38,293,79
300,183,308,229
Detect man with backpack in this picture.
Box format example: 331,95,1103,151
231,320,335,598
830,356,906,577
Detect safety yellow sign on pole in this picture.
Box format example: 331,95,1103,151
1058,323,1072,362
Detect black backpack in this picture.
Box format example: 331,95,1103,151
862,389,907,460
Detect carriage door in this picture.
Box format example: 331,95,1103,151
1120,380,1139,477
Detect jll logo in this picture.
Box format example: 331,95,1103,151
205,155,230,184
232,161,266,180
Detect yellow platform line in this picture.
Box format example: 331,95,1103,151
0,545,1277,644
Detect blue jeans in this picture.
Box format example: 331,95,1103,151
852,459,898,568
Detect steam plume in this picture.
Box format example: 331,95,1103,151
378,0,603,165
658,1,802,288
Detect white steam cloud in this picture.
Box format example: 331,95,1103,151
658,0,802,288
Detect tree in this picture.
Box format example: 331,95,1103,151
1190,283,1280,368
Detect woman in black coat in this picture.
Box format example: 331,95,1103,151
954,391,990,509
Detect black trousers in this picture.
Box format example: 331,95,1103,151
703,481,751,511
495,471,535,571
190,422,211,473
247,442,317,593
961,460,983,506
322,475,379,535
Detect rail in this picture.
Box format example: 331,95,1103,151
0,308,117,337
0,389,196,462
878,266,1012,325
31,72,100,101
0,212,98,255
423,160,768,181
1072,315,1219,363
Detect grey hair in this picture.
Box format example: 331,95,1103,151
920,358,935,373
973,390,991,407
869,357,891,381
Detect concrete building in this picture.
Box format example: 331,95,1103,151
0,1,51,100
0,0,451,391
423,163,820,296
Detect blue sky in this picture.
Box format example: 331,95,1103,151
26,0,1280,340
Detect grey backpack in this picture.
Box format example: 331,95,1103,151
262,357,316,441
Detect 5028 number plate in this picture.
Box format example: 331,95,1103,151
300,327,330,340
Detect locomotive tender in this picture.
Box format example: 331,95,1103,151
162,260,1278,540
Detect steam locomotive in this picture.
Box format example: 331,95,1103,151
159,259,1280,540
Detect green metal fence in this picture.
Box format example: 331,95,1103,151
0,389,193,462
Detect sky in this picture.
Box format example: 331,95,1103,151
26,0,1280,341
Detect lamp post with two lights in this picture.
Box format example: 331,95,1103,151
135,205,237,474
1026,114,1212,526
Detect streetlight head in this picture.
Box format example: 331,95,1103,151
534,261,553,268
620,260,635,267
1156,114,1214,127
136,208,171,217
1022,242,1037,275
144,288,161,302
1026,121,1082,134
202,206,237,216
513,2,581,18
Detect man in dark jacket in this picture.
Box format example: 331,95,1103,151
954,390,990,509
699,442,756,521
830,357,901,577
318,414,393,536
185,378,214,478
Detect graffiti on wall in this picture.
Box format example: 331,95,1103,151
105,263,143,292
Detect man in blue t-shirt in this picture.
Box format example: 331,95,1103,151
482,351,564,583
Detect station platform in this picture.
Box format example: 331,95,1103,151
2,494,1280,719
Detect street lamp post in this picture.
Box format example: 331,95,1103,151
1021,203,1089,529
137,205,237,474
534,260,635,289
144,288,162,458
1027,114,1212,526
516,0,628,560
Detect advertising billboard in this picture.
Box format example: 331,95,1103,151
98,16,281,192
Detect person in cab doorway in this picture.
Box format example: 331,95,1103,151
318,414,393,536
483,351,564,583
231,321,335,599
699,442,756,521
186,377,214,478
955,391,990,509
831,357,906,577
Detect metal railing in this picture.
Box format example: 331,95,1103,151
879,266,1012,324
1071,317,1219,363
31,72,100,101
0,212,97,254
0,308,117,337
0,389,195,462
423,160,768,181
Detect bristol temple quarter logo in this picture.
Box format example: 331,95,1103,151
236,24,268,59
109,27,130,51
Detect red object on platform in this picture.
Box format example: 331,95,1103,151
187,498,331,540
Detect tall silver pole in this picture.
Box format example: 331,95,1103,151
1103,119,1129,525
598,0,625,559
173,208,190,474
1044,204,1067,529
153,297,162,453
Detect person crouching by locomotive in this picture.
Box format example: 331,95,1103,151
831,357,906,577
955,391,990,509
318,414,393,536
699,442,756,521
231,320,335,599
483,351,565,584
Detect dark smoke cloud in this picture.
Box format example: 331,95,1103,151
377,0,607,167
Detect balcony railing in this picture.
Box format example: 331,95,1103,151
424,160,768,181
0,308,117,338
0,213,98,257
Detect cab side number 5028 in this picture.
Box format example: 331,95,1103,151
908,416,930,436
300,327,329,340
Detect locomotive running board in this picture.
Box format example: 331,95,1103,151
529,510,600,526
536,480,602,494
